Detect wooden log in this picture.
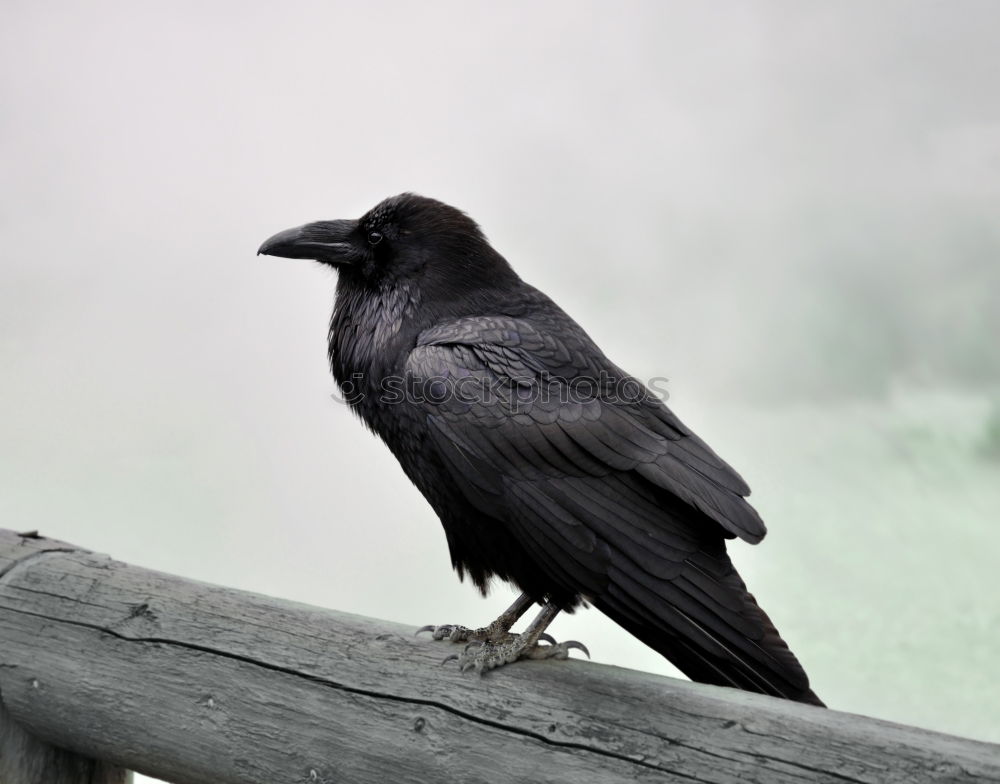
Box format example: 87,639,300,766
0,700,131,784
0,528,997,784
0,531,131,784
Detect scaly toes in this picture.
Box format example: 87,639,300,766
443,637,521,673
416,624,479,642
442,635,589,673
522,639,591,661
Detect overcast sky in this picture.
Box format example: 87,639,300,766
2,2,999,780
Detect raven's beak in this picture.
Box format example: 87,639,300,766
257,219,362,265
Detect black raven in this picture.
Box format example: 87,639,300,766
259,193,823,706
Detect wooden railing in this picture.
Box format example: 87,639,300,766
0,528,997,783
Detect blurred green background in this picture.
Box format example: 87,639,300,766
2,2,998,780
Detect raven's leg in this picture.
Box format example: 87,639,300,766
444,602,590,674
416,592,535,643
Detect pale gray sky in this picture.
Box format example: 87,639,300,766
2,2,999,780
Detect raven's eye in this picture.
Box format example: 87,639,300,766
367,230,383,246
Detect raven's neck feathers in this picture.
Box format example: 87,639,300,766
328,247,526,389
328,277,422,386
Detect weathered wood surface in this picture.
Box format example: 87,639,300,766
0,529,997,784
0,532,131,784
0,699,131,784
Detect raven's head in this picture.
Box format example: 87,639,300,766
258,193,518,292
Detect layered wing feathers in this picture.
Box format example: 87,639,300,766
411,315,764,541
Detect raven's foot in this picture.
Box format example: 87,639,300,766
415,622,509,644
426,600,590,674
445,634,590,673
416,592,536,645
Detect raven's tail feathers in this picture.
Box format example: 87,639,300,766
596,555,825,707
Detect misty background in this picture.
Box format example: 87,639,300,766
2,2,998,780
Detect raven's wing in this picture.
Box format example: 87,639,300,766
411,315,765,541
406,314,820,704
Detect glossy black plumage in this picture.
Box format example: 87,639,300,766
259,193,823,705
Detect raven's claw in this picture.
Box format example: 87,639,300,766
443,634,590,673
417,596,586,674
529,639,591,660
417,623,499,643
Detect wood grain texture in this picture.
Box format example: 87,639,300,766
0,531,130,784
0,700,131,784
0,528,997,784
